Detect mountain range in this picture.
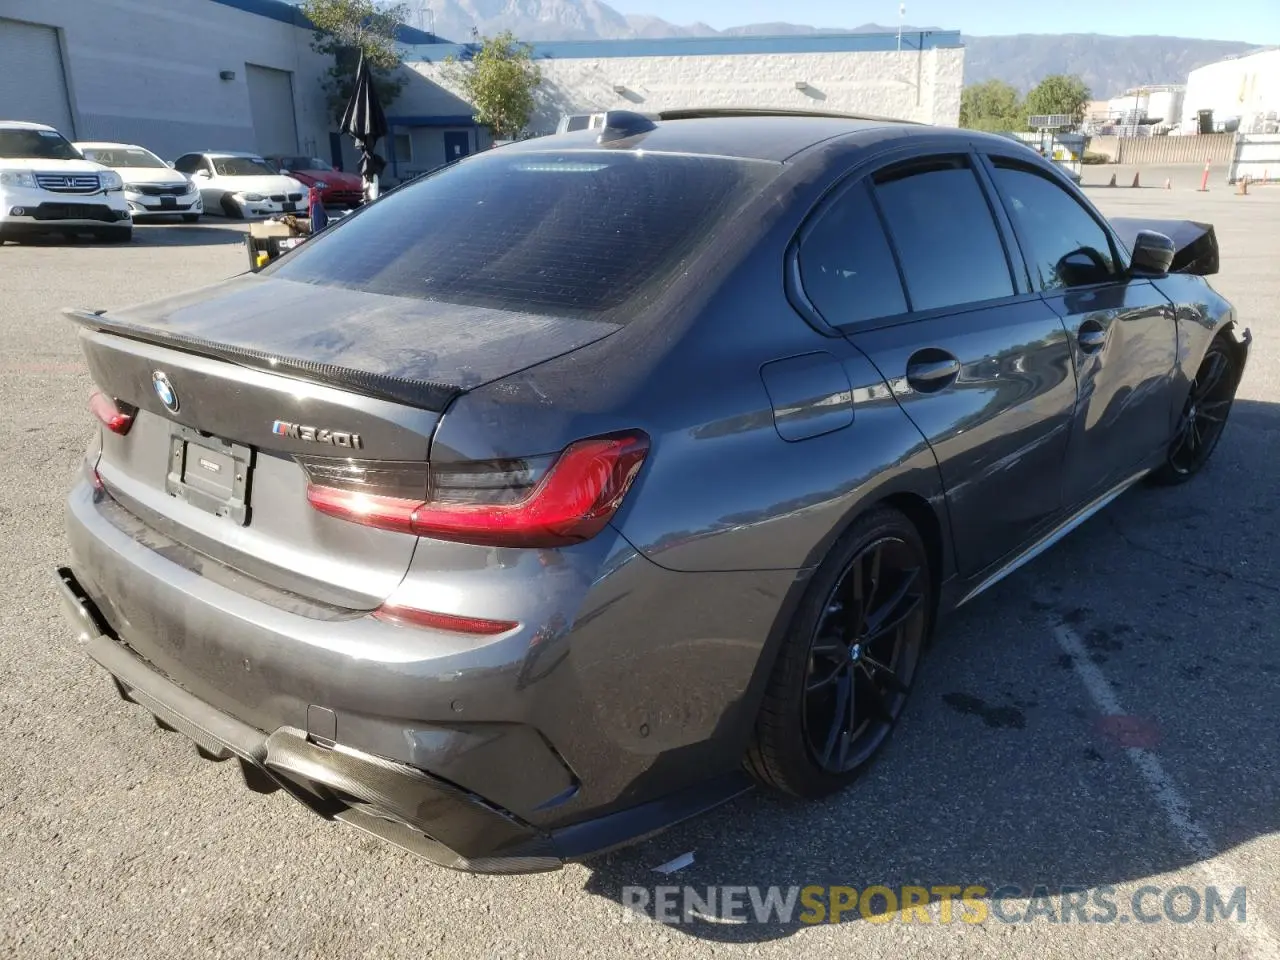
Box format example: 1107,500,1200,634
385,0,1261,96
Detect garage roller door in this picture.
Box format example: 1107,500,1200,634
0,18,75,135
245,64,299,157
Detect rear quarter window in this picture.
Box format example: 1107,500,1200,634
267,151,777,320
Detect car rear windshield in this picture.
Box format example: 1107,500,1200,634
81,147,166,168
0,129,81,161
266,150,778,319
213,157,277,177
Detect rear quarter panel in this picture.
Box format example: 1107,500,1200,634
431,150,951,576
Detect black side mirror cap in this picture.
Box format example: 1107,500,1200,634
1130,229,1176,277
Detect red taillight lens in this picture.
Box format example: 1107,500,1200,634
89,392,135,435
304,430,649,548
371,605,519,635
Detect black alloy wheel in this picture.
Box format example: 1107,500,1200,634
1153,340,1237,484
803,536,925,775
747,507,932,798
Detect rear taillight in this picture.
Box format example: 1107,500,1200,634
89,392,135,435
303,430,649,548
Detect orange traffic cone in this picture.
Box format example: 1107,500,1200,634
1238,176,1250,195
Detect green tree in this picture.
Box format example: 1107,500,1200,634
1024,74,1092,127
302,0,408,123
446,32,543,140
959,79,1026,132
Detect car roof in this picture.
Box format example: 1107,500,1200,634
506,113,934,163
201,151,267,159
0,120,60,132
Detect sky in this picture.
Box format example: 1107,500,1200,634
611,0,1280,43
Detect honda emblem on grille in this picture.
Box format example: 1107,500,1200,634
151,371,179,412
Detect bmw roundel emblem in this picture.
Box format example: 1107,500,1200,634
152,371,179,412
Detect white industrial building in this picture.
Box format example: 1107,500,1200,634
0,0,445,169
1106,85,1185,130
1182,47,1280,134
394,32,964,179
1,0,964,182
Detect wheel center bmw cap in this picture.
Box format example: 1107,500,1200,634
849,643,863,662
152,371,179,412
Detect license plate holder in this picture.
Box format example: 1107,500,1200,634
165,427,254,525
160,196,178,209
282,201,296,212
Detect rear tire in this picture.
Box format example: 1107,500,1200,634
746,506,932,799
1149,337,1239,486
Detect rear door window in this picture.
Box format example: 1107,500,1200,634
267,151,777,320
797,180,908,326
871,156,1016,312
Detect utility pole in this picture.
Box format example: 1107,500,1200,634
897,3,905,51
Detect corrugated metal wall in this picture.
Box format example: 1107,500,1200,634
1089,134,1237,165
0,18,75,134
245,63,299,156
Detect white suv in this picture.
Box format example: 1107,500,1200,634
0,121,132,243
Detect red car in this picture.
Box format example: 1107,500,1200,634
267,156,363,209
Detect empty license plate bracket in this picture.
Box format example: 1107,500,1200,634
165,426,254,525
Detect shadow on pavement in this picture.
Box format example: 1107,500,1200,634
132,223,248,246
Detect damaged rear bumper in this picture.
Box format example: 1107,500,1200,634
57,566,562,874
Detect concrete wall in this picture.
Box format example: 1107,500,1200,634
1088,133,1236,165
1184,48,1280,133
2,0,332,160
404,36,965,138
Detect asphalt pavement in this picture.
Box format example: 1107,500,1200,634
2,185,1279,960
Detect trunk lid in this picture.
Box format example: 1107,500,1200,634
72,276,619,608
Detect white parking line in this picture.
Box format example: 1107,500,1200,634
1054,623,1280,958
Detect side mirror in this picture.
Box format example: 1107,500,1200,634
1130,230,1175,277
191,169,209,179
167,161,176,169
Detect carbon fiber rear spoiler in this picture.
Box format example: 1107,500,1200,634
63,307,463,411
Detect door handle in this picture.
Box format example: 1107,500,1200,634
1078,322,1107,353
905,353,961,393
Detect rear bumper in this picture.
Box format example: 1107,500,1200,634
59,479,769,870
58,565,562,873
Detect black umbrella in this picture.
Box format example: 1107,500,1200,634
339,52,388,184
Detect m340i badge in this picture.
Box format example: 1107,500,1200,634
271,420,363,449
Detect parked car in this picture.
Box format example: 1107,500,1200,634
76,141,203,223
0,121,131,242
57,109,1248,873
265,155,363,209
172,151,305,219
